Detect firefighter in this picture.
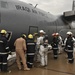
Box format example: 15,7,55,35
51,33,59,59
64,31,75,63
0,29,11,72
27,34,36,68
14,34,30,71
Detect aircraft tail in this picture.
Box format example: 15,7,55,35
72,0,75,10
63,0,75,21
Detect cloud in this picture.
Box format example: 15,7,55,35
19,0,73,15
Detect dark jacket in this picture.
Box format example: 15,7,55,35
51,37,59,48
27,39,36,54
66,37,74,50
0,35,9,53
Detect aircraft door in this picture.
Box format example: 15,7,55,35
6,31,12,42
28,26,38,34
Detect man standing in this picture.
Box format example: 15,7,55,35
64,31,75,63
0,29,10,72
51,33,59,59
27,34,36,68
14,34,30,71
36,30,45,62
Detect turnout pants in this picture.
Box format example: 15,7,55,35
53,48,58,59
27,54,34,68
67,51,74,63
0,54,8,71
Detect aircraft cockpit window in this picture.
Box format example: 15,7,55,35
1,1,8,8
6,31,12,42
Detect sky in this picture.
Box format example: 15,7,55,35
19,0,73,15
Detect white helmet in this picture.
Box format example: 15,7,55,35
66,31,72,35
39,30,45,33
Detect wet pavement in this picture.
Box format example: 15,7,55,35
0,51,75,75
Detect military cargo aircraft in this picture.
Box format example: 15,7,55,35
0,0,75,50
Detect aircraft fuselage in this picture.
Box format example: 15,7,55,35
0,0,74,50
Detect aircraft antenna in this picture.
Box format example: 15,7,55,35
34,4,38,8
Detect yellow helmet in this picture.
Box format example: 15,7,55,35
22,34,26,38
28,34,33,39
0,29,7,34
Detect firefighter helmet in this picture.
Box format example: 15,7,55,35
28,34,33,39
56,33,59,36
52,33,56,36
22,34,26,38
39,30,45,33
0,29,7,34
66,31,72,35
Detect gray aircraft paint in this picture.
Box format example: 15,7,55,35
0,0,74,50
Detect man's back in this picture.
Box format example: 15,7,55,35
14,37,26,50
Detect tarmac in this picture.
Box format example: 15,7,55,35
0,50,75,75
